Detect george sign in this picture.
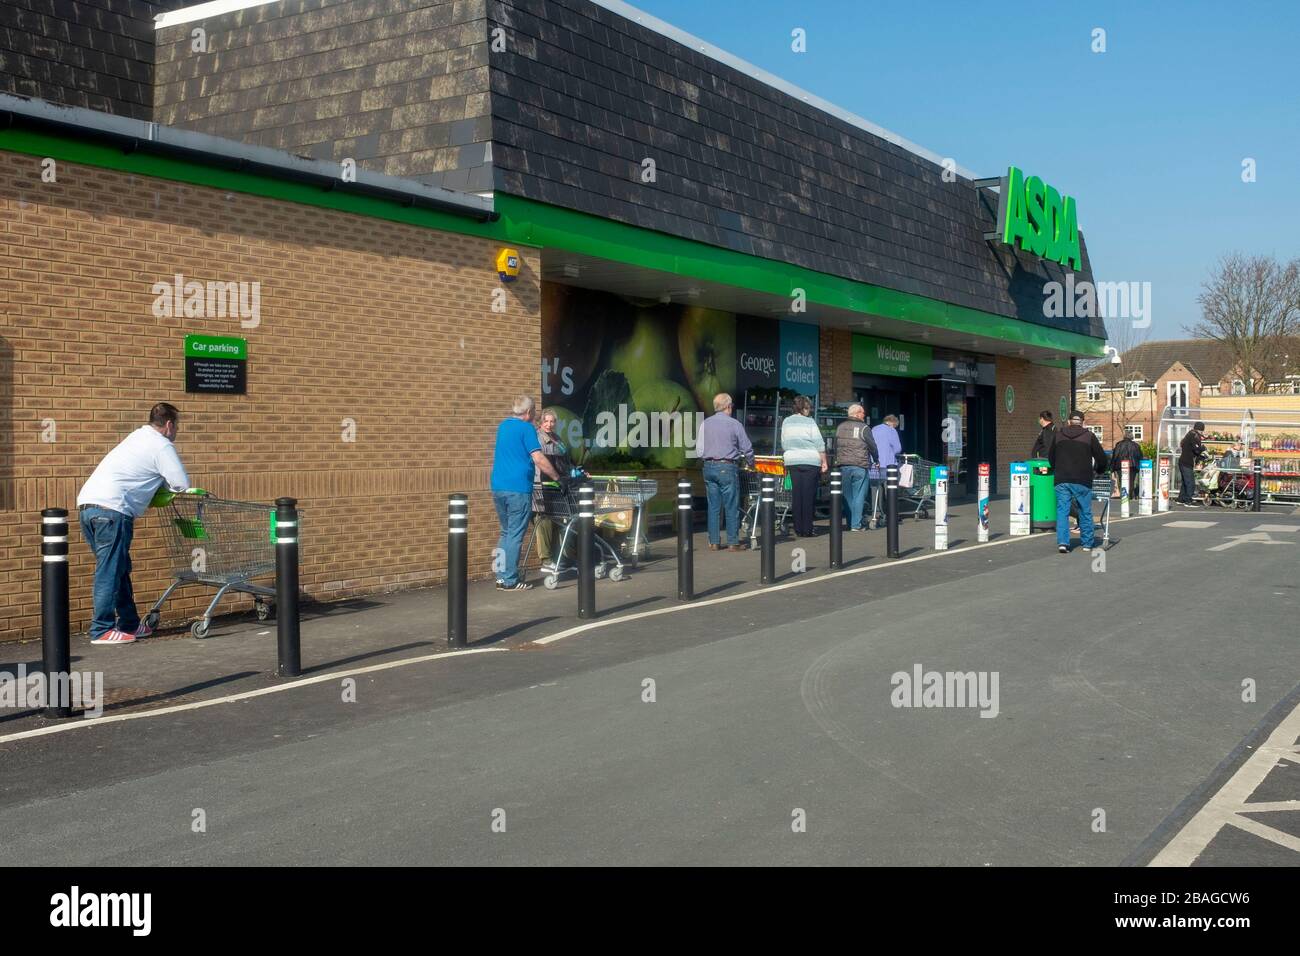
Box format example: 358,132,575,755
184,335,247,394
996,165,1083,270
496,248,520,282
851,335,933,378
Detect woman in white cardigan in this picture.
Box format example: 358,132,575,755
780,395,828,537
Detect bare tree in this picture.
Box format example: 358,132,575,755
1188,254,1300,392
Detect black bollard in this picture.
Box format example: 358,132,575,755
577,483,595,618
829,468,843,570
274,497,301,678
447,493,468,647
1252,460,1263,512
760,475,776,585
886,464,900,559
676,478,693,601
41,508,71,719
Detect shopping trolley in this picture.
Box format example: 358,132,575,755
1092,475,1115,548
585,475,658,561
899,457,941,522
740,457,792,545
142,492,280,638
532,480,640,589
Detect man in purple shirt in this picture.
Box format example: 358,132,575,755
695,392,755,551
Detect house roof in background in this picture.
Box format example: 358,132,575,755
1079,339,1238,385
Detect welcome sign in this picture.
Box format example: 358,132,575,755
851,335,933,378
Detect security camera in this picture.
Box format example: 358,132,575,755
1110,353,1122,366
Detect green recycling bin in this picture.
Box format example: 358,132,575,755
1028,457,1056,532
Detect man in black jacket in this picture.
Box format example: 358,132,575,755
1030,411,1056,459
1110,432,1143,497
1048,410,1108,553
1177,422,1208,505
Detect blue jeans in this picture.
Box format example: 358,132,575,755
702,460,740,546
1055,483,1095,548
492,491,533,586
79,506,138,638
840,465,868,529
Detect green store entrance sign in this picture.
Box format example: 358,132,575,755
997,166,1082,271
852,335,933,378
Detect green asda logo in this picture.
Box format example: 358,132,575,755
997,166,1082,270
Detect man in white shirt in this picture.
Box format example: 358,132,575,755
76,403,192,644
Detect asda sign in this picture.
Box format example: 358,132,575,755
996,166,1082,271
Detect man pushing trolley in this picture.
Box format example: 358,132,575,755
76,403,196,645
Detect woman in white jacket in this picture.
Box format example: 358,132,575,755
780,395,828,537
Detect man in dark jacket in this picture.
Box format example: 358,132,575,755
834,404,879,530
1110,432,1143,497
1030,411,1056,459
1177,422,1208,505
1048,410,1108,553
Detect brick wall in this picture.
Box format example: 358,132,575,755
0,0,168,119
0,148,539,643
994,356,1069,475
818,326,851,406
153,0,493,191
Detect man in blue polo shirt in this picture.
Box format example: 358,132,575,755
491,396,563,590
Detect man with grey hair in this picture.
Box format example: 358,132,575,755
695,392,754,551
491,395,563,590
834,404,879,531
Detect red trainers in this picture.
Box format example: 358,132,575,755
90,628,136,645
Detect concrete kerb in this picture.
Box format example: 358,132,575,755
4,507,1179,746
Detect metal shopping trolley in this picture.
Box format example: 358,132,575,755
532,480,640,589
142,493,280,638
899,455,939,519
1092,475,1115,548
740,457,792,545
585,475,658,561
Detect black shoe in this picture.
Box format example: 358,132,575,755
496,580,533,591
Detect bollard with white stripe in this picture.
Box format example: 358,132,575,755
760,475,775,585
977,463,990,543
274,497,301,677
885,464,900,558
577,484,595,618
41,508,72,719
447,493,468,647
1138,459,1153,516
676,478,693,601
933,465,949,550
1120,459,1131,519
828,468,843,569
1252,460,1263,512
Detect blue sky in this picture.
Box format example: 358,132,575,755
631,0,1298,341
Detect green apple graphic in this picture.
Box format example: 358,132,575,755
678,307,736,410
609,312,676,395
631,379,696,469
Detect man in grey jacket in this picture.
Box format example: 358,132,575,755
834,404,879,531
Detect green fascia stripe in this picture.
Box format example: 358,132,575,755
3,126,1104,358
495,194,1105,359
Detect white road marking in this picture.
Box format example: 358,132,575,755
1253,524,1300,533
1150,699,1300,866
533,509,1175,647
1206,532,1295,552
1164,520,1218,529
0,647,505,745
